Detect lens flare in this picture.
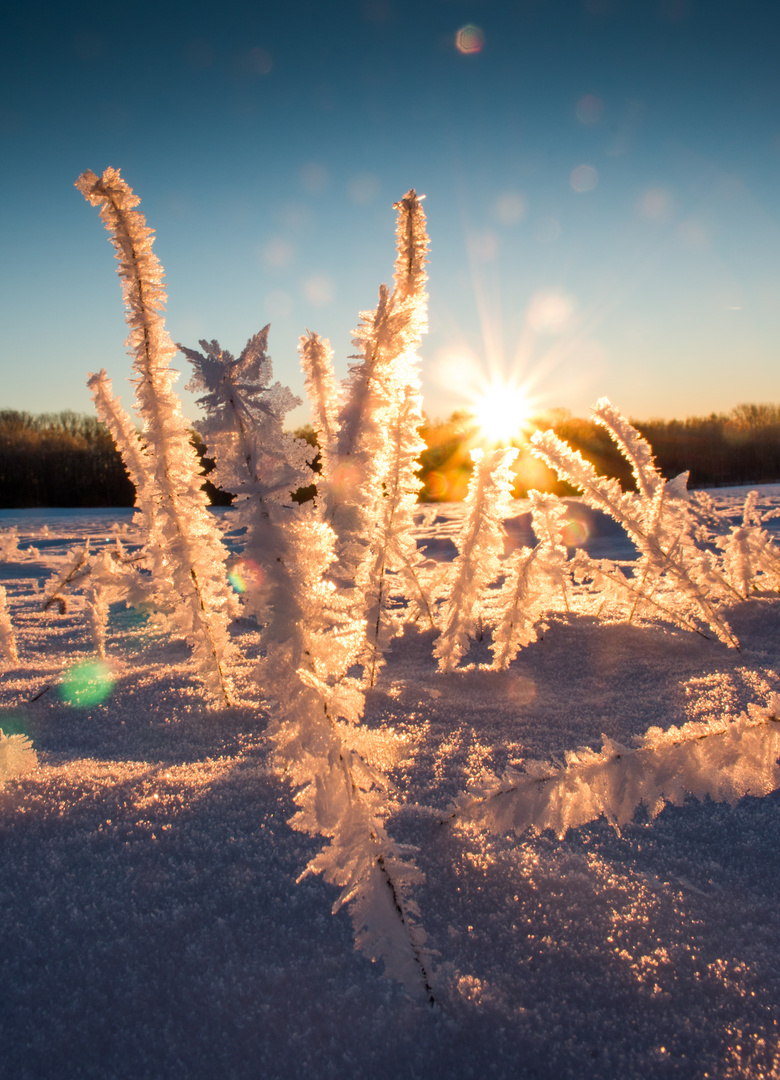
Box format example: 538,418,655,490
426,471,448,499
0,713,30,737
228,558,264,594
303,275,335,306
328,461,360,495
575,95,603,124
505,675,537,706
246,47,273,75
456,25,484,54
570,164,598,192
60,659,114,708
639,187,673,221
561,515,590,547
527,290,574,334
495,191,527,225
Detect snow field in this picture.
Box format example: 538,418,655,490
2,500,780,1078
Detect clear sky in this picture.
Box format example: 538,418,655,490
2,0,780,429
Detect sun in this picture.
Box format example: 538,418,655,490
471,381,533,445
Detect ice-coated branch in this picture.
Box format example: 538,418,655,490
326,190,429,597
0,586,19,666
718,490,780,597
434,447,519,672
393,189,428,302
0,729,37,786
299,330,340,481
262,510,434,1001
0,529,22,560
487,491,573,670
592,397,662,501
444,699,780,838
182,328,310,507
182,330,314,645
360,374,431,687
77,167,236,705
531,402,738,648
488,546,544,669
43,542,91,614
278,684,435,1002
530,427,633,531
88,370,157,532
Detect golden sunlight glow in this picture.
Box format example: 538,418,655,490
472,382,533,445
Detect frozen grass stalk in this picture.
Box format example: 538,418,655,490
0,585,19,666
444,700,780,838
176,187,435,1000
0,728,37,786
76,168,236,705
434,446,518,672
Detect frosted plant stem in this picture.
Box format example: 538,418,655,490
299,330,339,478
443,701,780,838
434,447,518,672
86,583,109,658
43,542,91,613
0,586,19,666
531,407,739,647
88,370,155,529
324,705,435,1003
586,558,712,637
274,674,435,1002
77,168,236,705
0,729,37,786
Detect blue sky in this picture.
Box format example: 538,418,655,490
2,0,780,428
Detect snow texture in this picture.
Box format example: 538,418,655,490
3,495,780,1078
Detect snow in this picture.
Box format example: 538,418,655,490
2,494,780,1079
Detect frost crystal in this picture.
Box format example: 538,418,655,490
0,729,37,786
446,700,780,838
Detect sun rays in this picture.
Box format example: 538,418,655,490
471,380,534,446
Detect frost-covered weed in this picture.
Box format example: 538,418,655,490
0,585,18,666
530,399,742,646
434,447,518,672
444,698,780,839
74,171,436,999
0,729,37,786
77,168,236,706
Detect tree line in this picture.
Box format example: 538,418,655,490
0,410,223,508
2,404,780,508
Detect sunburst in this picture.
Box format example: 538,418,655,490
471,380,533,445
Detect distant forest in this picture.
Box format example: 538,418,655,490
2,404,780,508
0,410,222,508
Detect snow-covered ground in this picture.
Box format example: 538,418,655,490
2,493,780,1079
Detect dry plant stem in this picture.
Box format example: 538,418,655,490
0,586,19,666
77,168,235,705
323,704,435,1004
43,543,91,612
442,706,780,836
